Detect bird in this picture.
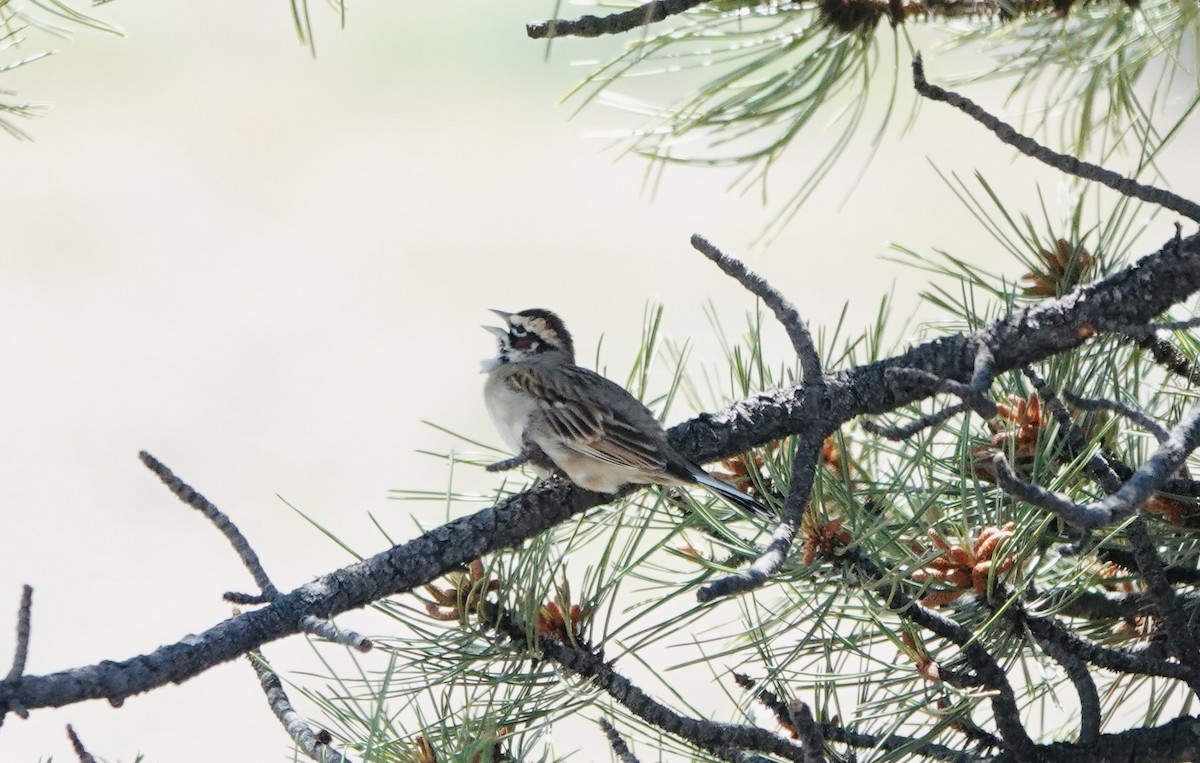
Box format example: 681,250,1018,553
482,308,772,517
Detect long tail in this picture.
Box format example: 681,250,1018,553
688,466,775,518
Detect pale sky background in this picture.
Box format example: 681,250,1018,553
2,1,1198,761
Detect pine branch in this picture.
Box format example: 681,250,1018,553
4,217,1200,717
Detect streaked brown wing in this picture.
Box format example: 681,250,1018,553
575,413,668,473
508,366,669,474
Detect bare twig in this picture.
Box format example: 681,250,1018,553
993,402,1200,529
1120,316,1200,333
992,454,1110,526
1038,587,1153,620
787,699,827,763
863,342,996,438
527,0,705,39
299,616,372,652
1124,518,1200,676
1,584,33,722
970,343,998,393
863,402,968,440
732,671,975,761
912,54,1200,222
539,633,806,763
225,591,276,606
884,367,996,417
6,585,32,683
66,724,97,763
486,452,530,472
690,234,823,384
479,609,802,763
1063,390,1172,443
697,430,822,601
1098,546,1200,586
1127,334,1200,386
250,651,356,763
1021,601,1194,682
139,451,280,601
1029,628,1101,745
599,718,642,763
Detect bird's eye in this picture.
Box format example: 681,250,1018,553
510,325,527,337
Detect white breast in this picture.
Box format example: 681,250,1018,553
483,367,537,453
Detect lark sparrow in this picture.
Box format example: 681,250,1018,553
482,308,772,517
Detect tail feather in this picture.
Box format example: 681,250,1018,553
689,467,775,518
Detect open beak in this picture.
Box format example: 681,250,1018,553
484,309,513,338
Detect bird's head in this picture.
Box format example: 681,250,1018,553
484,308,575,367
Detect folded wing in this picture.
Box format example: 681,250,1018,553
507,366,671,475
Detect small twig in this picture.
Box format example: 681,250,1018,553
7,585,32,683
225,591,277,606
1126,334,1200,386
527,0,705,39
139,451,280,601
484,611,806,763
911,54,1200,223
1098,546,1200,586
993,402,1200,529
733,672,796,732
1124,518,1200,677
486,452,530,472
787,699,827,763
697,431,822,601
1,584,34,722
1118,316,1200,334
1028,626,1101,745
1023,369,1123,494
992,454,1118,528
970,344,998,394
886,367,997,417
1152,317,1200,331
1063,390,1172,443
300,616,373,652
250,651,356,763
1039,587,1154,620
66,724,97,763
731,672,976,762
1057,530,1094,558
1161,476,1200,498
864,343,997,439
1021,599,1194,682
863,402,969,440
599,718,642,763
690,234,824,385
